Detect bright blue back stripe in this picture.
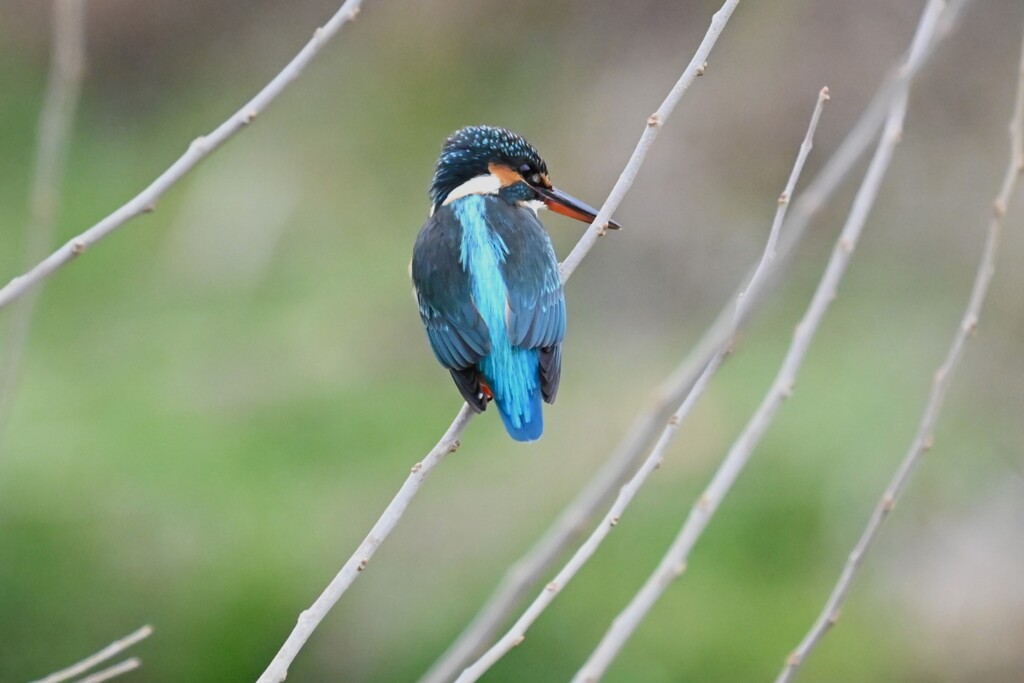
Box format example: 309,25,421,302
455,196,543,436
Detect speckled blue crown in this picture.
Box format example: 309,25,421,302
430,125,548,207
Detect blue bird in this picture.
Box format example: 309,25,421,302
412,126,622,442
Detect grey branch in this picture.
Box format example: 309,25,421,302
571,2,952,680
30,625,152,683
453,87,829,683
71,659,141,683
0,0,366,312
258,3,744,682
739,88,829,307
0,0,86,448
255,404,473,683
773,21,1024,683
419,4,970,681
558,0,741,283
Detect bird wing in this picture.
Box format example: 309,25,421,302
412,210,492,410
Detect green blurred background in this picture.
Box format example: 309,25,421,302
1,1,1023,681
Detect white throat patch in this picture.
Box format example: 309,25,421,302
520,199,545,215
440,174,501,208
429,174,548,217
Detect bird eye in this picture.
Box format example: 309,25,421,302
519,164,532,175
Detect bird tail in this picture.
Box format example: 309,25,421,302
495,385,544,442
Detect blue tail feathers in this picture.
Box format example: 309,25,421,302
494,385,544,442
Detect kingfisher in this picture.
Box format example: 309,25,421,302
411,125,621,442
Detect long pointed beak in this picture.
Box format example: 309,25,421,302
533,186,623,230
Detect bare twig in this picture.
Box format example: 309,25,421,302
257,4,745,681
0,0,86,445
71,658,140,683
774,22,1024,683
558,0,741,282
739,88,829,306
571,3,950,679
420,5,971,681
255,404,473,683
30,625,152,683
0,0,366,312
454,88,829,683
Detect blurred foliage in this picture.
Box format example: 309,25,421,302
1,1,1022,682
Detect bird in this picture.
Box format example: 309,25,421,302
411,125,621,442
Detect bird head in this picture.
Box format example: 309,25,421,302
429,125,622,230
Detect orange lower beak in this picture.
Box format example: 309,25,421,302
534,186,623,230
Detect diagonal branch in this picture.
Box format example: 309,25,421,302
0,0,366,312
29,625,152,683
773,21,1024,683
256,3,744,682
738,88,829,304
453,87,829,683
558,0,742,283
255,405,474,683
571,2,952,679
70,658,140,683
419,4,972,681
0,0,86,448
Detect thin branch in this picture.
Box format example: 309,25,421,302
256,4,745,680
774,22,1024,683
30,625,152,683
255,404,473,683
0,0,366,312
0,0,86,446
71,659,140,683
739,88,829,306
558,0,741,283
420,4,971,680
572,2,950,680
454,87,830,683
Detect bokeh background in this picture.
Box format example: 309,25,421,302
1,1,1023,681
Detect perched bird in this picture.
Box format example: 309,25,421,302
411,126,621,442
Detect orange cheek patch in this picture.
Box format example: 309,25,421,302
488,162,524,187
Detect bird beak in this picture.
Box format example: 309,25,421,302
533,185,623,230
